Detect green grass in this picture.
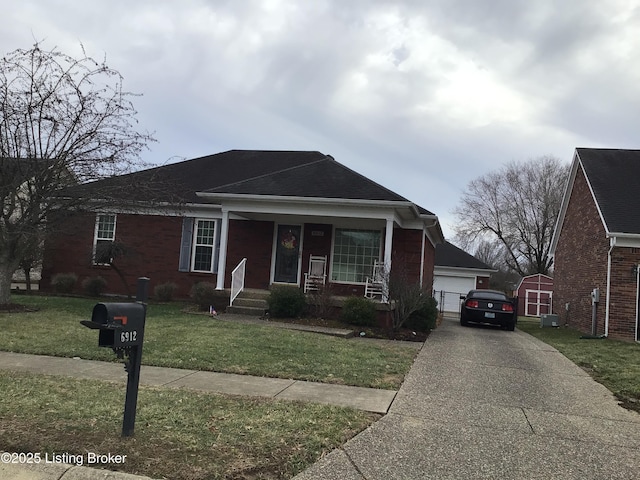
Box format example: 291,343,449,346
1,294,416,389
0,370,377,479
518,317,640,411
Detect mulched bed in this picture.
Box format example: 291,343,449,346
272,316,430,342
0,303,39,313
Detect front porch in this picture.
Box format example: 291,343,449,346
222,288,394,328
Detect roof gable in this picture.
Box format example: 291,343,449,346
204,154,421,204
577,148,640,235
435,241,493,270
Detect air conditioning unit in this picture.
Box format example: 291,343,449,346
540,314,559,327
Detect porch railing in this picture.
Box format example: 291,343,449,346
230,258,247,306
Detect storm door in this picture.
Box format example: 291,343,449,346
273,225,302,284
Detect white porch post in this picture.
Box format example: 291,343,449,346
216,209,230,290
384,218,393,271
383,218,394,302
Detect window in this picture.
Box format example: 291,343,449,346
331,228,381,283
191,219,218,273
93,214,116,264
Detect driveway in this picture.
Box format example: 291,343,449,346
294,317,640,479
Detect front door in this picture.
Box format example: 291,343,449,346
273,224,301,284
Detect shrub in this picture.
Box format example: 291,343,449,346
405,296,439,332
307,283,335,319
190,282,218,309
267,286,307,318
154,282,178,302
341,296,377,327
50,273,78,294
82,276,107,297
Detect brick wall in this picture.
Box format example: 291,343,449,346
608,248,640,340
42,212,193,297
226,219,274,290
553,168,609,335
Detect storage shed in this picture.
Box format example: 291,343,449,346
515,274,554,317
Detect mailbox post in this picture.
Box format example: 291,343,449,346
81,277,149,437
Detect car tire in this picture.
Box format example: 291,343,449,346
460,317,468,327
505,321,515,331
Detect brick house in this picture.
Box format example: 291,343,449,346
42,150,444,311
551,148,640,341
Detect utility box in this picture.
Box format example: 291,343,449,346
540,313,559,328
81,302,146,348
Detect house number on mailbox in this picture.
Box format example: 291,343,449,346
120,331,138,343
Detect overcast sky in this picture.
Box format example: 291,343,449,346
3,0,640,240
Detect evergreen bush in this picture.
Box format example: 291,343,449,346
340,296,377,327
189,282,217,309
154,282,178,302
405,296,439,332
267,286,307,318
82,276,107,297
51,273,78,294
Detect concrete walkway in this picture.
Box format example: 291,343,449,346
293,317,640,479
0,351,398,414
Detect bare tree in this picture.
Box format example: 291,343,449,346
453,157,569,277
0,42,156,305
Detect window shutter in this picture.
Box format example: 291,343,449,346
178,217,194,272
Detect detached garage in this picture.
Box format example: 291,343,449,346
515,274,554,317
434,242,496,313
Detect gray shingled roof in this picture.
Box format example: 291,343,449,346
435,241,493,270
577,148,640,235
76,150,435,213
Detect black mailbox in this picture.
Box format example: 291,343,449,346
81,302,145,348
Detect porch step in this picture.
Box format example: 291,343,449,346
226,289,269,316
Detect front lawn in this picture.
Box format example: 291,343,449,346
0,370,377,479
518,317,640,412
0,294,417,389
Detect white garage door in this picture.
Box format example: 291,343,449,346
433,275,476,313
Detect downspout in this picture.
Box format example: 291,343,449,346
605,237,615,337
636,262,640,342
419,226,426,288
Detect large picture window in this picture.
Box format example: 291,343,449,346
331,228,381,283
93,214,116,264
191,219,218,273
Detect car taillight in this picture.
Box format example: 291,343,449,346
502,304,514,312
466,299,479,308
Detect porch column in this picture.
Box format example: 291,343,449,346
383,218,394,302
384,218,394,271
216,210,230,290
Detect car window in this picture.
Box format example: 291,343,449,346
472,292,508,301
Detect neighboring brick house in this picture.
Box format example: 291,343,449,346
551,148,640,341
433,241,495,313
42,150,444,309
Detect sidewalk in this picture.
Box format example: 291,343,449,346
0,351,398,414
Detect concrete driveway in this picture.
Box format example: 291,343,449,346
294,317,640,479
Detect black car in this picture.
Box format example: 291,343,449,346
460,289,517,331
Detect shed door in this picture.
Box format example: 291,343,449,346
525,289,552,316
